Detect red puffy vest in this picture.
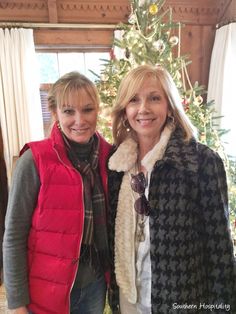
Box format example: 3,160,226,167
21,124,111,314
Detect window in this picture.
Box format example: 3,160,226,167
37,52,109,135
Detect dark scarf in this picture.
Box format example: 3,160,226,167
62,132,109,272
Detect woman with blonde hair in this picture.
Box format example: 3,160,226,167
3,71,112,314
108,64,236,313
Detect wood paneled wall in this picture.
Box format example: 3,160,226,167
0,0,234,88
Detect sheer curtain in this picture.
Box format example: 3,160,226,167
207,23,236,157
0,28,44,180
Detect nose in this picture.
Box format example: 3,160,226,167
74,112,85,124
138,99,149,113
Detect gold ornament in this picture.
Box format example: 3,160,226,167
149,3,158,15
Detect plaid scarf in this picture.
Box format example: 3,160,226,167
62,133,109,272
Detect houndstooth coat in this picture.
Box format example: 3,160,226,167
108,128,236,314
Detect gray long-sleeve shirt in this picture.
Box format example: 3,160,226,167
3,149,40,309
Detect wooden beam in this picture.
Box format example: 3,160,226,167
47,0,58,23
0,0,232,25
34,28,113,49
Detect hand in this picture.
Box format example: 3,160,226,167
9,306,28,314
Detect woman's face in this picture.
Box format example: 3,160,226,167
125,77,170,144
55,88,98,144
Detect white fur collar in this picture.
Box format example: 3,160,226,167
109,125,173,172
108,137,138,172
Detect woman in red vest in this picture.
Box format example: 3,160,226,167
3,71,112,314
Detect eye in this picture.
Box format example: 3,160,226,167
129,95,139,103
63,108,75,115
83,106,95,113
150,95,161,102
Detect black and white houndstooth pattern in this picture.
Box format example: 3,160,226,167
108,128,236,314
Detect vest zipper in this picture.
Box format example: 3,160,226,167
53,146,85,313
68,182,85,314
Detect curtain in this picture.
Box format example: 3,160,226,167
207,23,236,157
0,28,44,180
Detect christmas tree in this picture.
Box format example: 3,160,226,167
94,0,223,147
92,0,236,250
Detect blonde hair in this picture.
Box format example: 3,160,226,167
48,71,100,114
112,64,197,145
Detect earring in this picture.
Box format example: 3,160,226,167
57,121,61,130
122,119,131,132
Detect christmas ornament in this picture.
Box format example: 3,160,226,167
169,36,179,46
149,3,158,15
153,39,165,52
194,95,203,105
128,13,136,24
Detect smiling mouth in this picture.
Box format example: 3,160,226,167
71,128,89,133
137,118,155,125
